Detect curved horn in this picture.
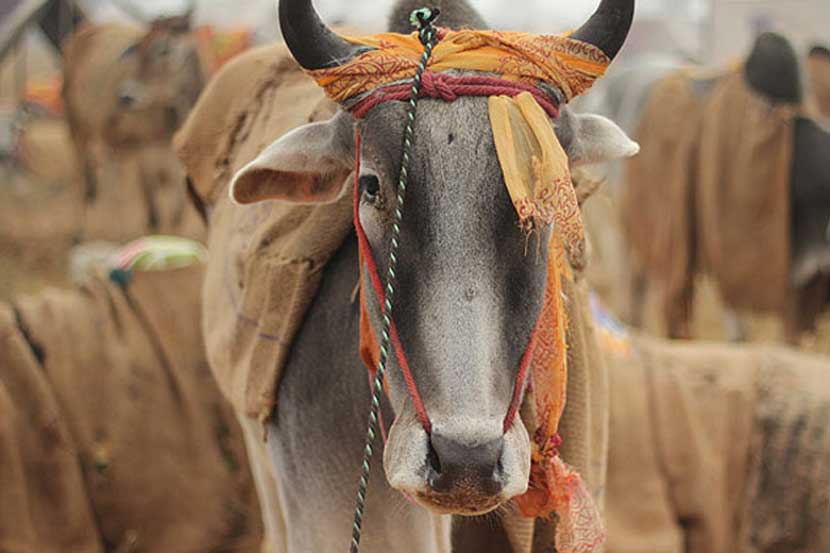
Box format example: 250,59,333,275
278,0,363,70
571,0,635,59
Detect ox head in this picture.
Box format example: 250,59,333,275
117,8,203,129
231,0,637,516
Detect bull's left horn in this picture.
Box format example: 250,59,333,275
571,0,635,59
278,0,363,70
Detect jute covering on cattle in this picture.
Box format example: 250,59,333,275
175,43,348,423
0,265,262,552
620,70,702,323
176,42,610,553
602,330,830,553
623,67,795,314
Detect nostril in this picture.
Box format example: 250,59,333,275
427,433,504,495
118,93,135,107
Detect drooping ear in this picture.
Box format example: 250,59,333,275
229,111,355,205
563,112,640,167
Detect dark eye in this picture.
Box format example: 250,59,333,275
360,175,380,203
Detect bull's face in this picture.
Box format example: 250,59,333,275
230,0,637,517
117,17,203,128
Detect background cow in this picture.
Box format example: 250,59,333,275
62,9,205,203
580,32,830,342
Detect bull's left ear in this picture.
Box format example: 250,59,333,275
230,111,355,205
563,112,639,167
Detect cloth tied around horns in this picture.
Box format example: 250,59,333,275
306,27,611,550
309,27,608,259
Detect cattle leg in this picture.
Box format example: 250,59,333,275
82,158,97,202
663,277,694,340
723,309,748,342
626,264,649,328
239,417,287,553
137,162,160,232
784,275,830,345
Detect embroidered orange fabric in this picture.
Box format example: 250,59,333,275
309,29,609,104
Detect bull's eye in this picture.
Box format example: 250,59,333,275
360,175,381,204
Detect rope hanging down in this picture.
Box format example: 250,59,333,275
347,7,440,553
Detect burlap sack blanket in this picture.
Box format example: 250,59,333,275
621,71,703,329
603,332,830,553
174,44,351,423
623,67,796,322
696,72,794,313
0,266,262,552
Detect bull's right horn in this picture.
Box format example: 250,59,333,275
571,0,635,60
278,0,364,70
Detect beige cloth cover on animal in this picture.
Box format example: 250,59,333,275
603,333,830,553
0,266,262,552
622,67,796,329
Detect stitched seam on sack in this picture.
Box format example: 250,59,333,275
12,306,46,366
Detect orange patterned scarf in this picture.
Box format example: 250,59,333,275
309,29,609,104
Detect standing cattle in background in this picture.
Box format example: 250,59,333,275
589,32,830,342
62,9,205,203
175,0,639,551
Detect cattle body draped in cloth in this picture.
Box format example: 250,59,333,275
620,32,830,341
0,265,262,552
173,0,641,551
62,13,205,207
597,313,830,553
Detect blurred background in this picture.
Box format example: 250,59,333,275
4,0,829,83
0,1,828,552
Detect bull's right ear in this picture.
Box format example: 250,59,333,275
230,111,355,205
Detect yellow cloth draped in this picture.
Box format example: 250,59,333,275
309,29,609,104
489,92,586,261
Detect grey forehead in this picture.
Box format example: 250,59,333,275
357,95,572,172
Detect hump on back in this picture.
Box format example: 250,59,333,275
744,31,803,104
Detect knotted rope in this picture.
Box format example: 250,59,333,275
351,73,561,118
